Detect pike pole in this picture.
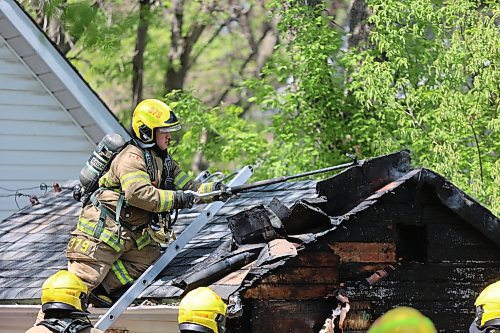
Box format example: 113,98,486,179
187,155,361,202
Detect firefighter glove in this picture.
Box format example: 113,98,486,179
174,191,196,209
214,183,233,201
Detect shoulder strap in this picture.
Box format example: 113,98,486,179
143,149,157,182
128,139,156,182
38,318,65,333
161,154,175,190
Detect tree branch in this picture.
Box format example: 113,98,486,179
212,23,273,107
190,17,237,69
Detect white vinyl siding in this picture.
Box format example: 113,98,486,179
0,0,130,221
0,39,92,220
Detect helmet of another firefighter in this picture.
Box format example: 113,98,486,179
474,281,500,329
41,270,89,314
368,306,437,333
178,287,227,333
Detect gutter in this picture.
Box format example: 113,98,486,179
0,305,179,333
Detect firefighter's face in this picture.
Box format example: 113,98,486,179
155,129,171,150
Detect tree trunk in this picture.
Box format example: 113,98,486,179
30,0,73,55
164,0,218,93
132,0,153,108
348,0,371,48
164,0,186,92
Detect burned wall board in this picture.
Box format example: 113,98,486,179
233,160,498,333
322,177,500,332
240,249,341,332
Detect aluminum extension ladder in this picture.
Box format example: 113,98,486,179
95,165,254,331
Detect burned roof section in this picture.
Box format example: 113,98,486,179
0,149,497,317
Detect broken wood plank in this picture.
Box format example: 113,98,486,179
260,267,339,284
244,283,339,300
328,242,396,263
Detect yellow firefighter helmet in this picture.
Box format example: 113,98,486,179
41,270,88,313
178,287,227,333
131,99,181,143
474,281,500,328
368,306,437,333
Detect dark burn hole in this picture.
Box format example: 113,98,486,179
397,224,427,263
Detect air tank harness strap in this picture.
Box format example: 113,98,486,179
89,190,140,244
161,154,175,190
38,318,93,333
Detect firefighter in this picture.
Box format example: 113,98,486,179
66,99,220,305
27,270,102,333
178,287,227,333
470,281,500,333
368,306,437,333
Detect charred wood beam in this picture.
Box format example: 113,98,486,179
316,150,411,216
228,204,283,246
173,250,259,294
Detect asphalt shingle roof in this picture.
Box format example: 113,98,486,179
0,177,317,301
1,150,497,304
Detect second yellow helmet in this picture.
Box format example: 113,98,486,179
41,270,88,313
474,281,500,328
178,287,227,333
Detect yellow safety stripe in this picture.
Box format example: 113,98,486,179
159,190,175,211
135,232,152,250
174,171,191,189
120,171,150,190
99,173,119,188
77,217,124,252
111,260,134,286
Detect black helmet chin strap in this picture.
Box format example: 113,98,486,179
179,323,214,333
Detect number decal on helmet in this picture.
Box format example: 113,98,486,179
148,107,163,119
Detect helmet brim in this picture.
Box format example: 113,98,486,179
158,123,181,133
42,302,90,316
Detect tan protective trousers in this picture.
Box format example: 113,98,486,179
66,227,160,293
34,226,160,326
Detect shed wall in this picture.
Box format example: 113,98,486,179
333,183,500,332
240,250,341,332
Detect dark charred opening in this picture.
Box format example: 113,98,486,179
396,224,427,263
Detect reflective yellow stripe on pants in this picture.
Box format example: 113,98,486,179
111,259,134,286
77,217,125,252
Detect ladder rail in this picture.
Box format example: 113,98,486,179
95,165,254,331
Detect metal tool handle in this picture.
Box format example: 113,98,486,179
183,189,226,201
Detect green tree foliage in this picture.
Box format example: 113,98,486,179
20,0,498,213
346,0,499,213
163,91,267,175
247,0,498,213
245,2,354,178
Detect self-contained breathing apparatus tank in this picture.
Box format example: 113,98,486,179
73,133,126,204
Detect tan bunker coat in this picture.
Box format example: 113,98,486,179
66,144,204,293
